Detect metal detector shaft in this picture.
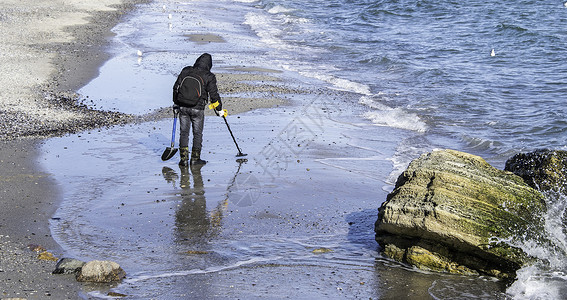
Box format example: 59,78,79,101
222,116,246,156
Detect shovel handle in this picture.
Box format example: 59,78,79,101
171,110,178,147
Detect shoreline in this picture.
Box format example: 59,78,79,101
1,2,295,298
0,0,150,298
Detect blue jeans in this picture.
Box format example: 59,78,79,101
178,107,204,149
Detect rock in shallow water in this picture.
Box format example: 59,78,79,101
505,149,567,194
53,258,86,275
76,260,126,283
375,149,547,278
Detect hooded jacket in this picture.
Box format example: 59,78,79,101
173,53,222,110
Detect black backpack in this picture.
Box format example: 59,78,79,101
176,73,204,107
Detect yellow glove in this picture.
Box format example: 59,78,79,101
215,109,228,118
209,101,227,117
208,101,220,110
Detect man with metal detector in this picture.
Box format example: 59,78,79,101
173,53,225,166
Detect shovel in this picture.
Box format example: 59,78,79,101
161,109,179,161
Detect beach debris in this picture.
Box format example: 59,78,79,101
1,90,133,141
52,258,86,275
38,251,58,261
76,260,126,283
184,250,209,255
108,291,128,297
27,244,46,252
312,247,333,254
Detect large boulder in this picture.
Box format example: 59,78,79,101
505,149,567,194
76,260,126,283
375,149,547,278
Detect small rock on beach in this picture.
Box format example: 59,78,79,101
52,258,86,275
76,260,126,283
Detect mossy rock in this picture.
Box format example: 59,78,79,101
375,149,547,278
505,149,567,194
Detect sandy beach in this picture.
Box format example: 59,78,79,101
0,0,528,298
0,1,294,298
0,0,147,298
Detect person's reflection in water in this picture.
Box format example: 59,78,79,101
176,164,210,246
161,165,227,248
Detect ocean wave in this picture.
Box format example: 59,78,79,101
460,135,504,152
268,5,295,14
496,23,529,34
243,11,311,50
306,72,372,95
244,9,372,96
387,137,436,186
359,96,427,133
505,191,567,300
126,256,281,283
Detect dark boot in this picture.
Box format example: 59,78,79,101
179,147,189,167
190,148,207,165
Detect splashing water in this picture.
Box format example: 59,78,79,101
506,191,567,299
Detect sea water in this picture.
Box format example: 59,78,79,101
42,0,566,298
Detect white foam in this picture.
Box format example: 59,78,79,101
507,265,566,300
126,256,281,283
86,291,116,299
243,11,311,50
360,96,427,133
243,8,373,97
244,10,372,97
505,192,567,299
268,5,295,14
305,72,372,95
244,12,285,47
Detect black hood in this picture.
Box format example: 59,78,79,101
193,53,212,71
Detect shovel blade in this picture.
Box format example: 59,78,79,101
161,147,178,161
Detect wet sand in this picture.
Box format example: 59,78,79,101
0,0,146,298
0,0,514,298
0,1,292,298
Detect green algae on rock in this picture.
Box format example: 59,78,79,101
375,149,547,278
505,149,567,194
